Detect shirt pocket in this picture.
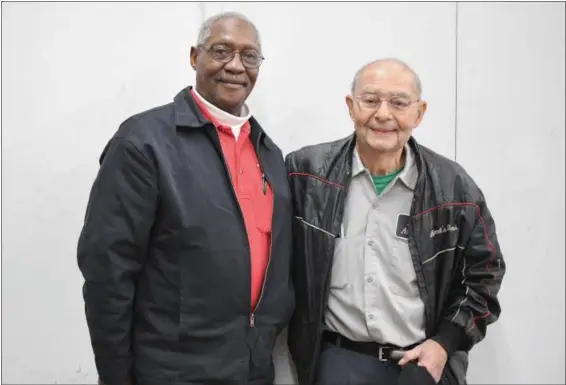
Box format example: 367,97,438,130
253,179,274,234
387,238,419,297
329,237,349,290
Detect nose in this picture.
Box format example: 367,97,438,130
224,52,246,73
373,100,393,121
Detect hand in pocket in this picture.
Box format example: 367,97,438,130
397,362,438,385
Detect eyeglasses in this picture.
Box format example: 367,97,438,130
355,94,420,112
199,44,264,69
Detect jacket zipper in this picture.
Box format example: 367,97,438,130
409,195,433,336
308,169,353,383
250,230,272,327
210,128,256,327
250,132,272,327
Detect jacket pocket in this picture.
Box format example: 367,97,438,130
293,216,336,319
249,324,277,380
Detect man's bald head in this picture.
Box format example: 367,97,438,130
350,58,422,97
345,58,428,156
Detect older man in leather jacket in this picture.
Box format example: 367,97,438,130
285,58,505,385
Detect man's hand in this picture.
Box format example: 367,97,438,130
398,339,448,383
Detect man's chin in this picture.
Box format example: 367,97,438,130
217,87,248,101
366,137,398,152
215,97,246,115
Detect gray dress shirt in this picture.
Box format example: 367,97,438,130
324,144,426,347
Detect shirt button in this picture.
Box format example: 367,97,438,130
239,169,243,175
368,314,374,320
367,276,373,283
372,203,379,210
368,240,374,246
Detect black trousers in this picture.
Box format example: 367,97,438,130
315,342,437,385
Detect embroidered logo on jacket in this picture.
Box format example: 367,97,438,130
430,224,458,238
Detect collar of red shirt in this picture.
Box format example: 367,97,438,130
190,88,251,137
174,87,273,151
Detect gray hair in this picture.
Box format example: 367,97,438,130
350,58,422,97
196,11,262,51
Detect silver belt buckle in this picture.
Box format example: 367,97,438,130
379,347,404,362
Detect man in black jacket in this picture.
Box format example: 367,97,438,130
77,12,294,385
285,58,505,385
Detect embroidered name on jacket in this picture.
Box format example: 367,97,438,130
429,224,458,238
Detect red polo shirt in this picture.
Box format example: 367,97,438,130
191,90,274,311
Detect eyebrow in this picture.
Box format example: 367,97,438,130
390,91,412,98
360,91,413,99
209,39,260,51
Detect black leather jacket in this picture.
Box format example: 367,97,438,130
285,135,505,385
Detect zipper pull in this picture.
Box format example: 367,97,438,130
262,173,267,195
250,313,255,327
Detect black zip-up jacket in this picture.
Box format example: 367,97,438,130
285,135,505,385
77,86,294,385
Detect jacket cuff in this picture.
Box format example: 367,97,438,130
431,320,463,357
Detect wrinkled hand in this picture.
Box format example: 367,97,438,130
398,339,448,383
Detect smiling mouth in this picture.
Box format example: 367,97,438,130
217,79,246,88
371,128,396,134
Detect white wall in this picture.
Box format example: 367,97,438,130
1,2,564,384
456,3,565,384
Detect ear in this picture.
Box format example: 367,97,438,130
414,100,428,126
345,95,355,121
190,46,199,71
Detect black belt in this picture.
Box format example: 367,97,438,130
322,330,420,362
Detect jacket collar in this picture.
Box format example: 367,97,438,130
173,86,208,128
173,86,272,151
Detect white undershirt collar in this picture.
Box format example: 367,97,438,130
192,87,251,139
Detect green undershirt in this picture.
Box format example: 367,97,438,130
372,167,404,195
